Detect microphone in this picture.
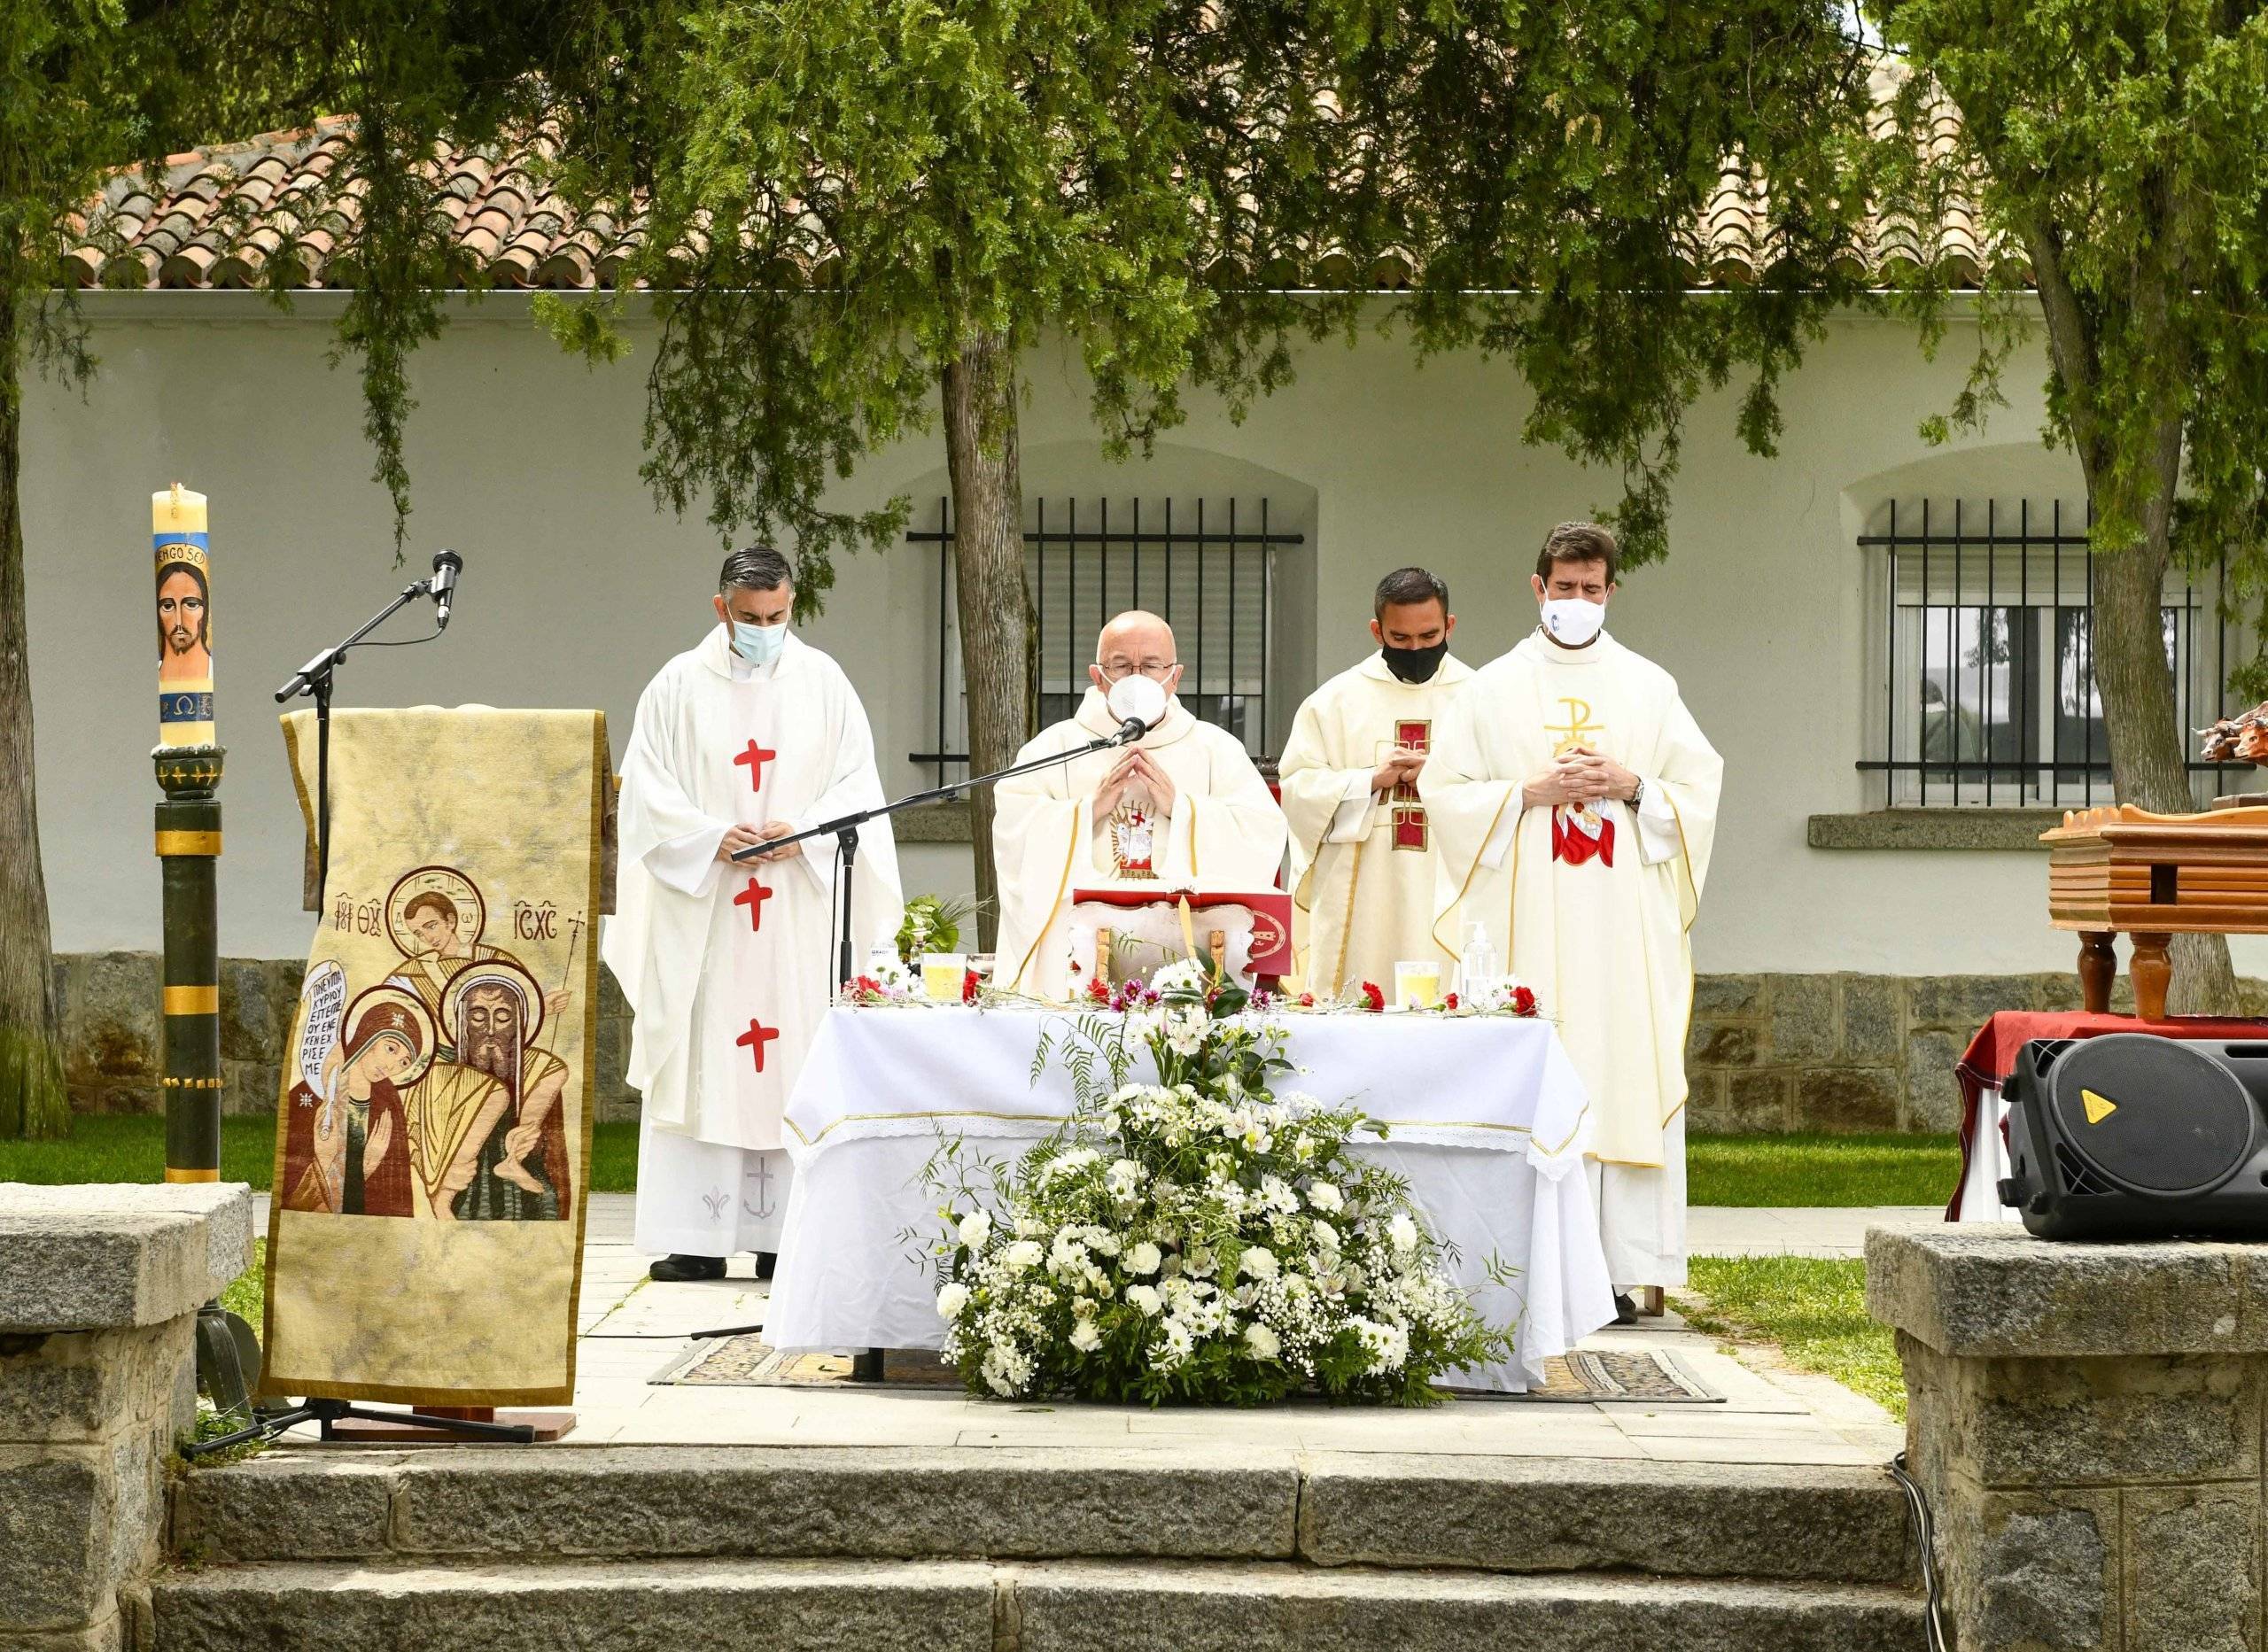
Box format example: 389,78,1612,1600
430,550,463,629
1112,715,1153,747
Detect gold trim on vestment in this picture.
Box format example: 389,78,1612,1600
1430,785,1517,957
1662,787,1700,934
1329,830,1365,998
1009,818,1082,993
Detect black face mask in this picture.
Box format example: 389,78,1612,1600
1381,640,1449,684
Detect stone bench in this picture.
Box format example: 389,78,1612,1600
0,1182,252,1651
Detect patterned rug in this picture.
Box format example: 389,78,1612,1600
657,1337,1720,1403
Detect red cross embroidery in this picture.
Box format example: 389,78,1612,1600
1391,720,1432,850
733,876,774,934
733,740,778,793
735,1017,781,1074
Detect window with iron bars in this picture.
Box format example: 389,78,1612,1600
1858,499,2248,809
909,496,1301,780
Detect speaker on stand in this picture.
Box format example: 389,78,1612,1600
2001,1033,2268,1240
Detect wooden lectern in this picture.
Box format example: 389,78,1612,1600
2042,803,2268,1020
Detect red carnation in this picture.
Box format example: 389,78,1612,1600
1359,981,1385,1013
962,968,981,1004
1443,992,1460,1012
1511,985,1538,1017
1297,992,1316,1008
1086,975,1112,1005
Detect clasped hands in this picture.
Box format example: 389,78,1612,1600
717,821,804,863
1522,744,1639,811
1371,745,1427,799
1092,747,1177,828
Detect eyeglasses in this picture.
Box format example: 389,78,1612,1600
1098,662,1178,683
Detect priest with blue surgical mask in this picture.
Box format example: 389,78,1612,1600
604,546,904,1283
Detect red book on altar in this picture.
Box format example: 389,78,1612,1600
1070,887,1294,975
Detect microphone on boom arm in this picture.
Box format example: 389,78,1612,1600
430,550,463,630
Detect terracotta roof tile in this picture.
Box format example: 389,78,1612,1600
70,89,2019,295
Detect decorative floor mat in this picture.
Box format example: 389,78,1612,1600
1449,1347,1722,1404
658,1338,1719,1403
657,1337,965,1390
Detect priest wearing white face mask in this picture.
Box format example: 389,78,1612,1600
992,609,1288,999
604,547,904,1283
1421,523,1721,1322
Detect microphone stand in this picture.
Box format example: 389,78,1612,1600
695,721,1148,1376
274,576,439,905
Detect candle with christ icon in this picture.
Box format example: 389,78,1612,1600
154,484,215,750
150,482,225,1183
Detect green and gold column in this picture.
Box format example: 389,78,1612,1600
152,484,224,1183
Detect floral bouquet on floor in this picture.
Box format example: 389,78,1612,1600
922,959,1512,1406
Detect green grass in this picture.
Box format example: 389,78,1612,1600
0,1116,644,1192
221,1238,266,1335
1688,1131,1957,1208
1681,1255,1903,1419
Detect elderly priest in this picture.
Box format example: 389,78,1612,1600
603,546,904,1283
1422,523,1721,1322
993,609,1288,998
1278,566,1474,999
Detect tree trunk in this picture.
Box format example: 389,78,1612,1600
940,328,1029,953
0,307,72,1138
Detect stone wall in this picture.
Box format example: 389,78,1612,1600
56,950,2259,1135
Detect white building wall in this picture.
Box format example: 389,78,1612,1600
27,292,2246,976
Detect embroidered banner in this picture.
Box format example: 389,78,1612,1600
260,707,607,1405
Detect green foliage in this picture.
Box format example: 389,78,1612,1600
896,892,980,963
539,0,1378,599
1868,0,2268,687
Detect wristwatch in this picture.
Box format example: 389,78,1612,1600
1628,776,1646,809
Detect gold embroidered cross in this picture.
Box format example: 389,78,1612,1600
1544,696,1604,755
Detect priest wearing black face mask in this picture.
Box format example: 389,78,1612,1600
1278,567,1475,998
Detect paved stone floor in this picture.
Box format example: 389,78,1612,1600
248,1196,1932,1463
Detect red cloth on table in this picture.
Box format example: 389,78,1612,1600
1948,1011,2268,1220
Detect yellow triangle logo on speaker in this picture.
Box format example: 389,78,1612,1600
2082,1088,2118,1125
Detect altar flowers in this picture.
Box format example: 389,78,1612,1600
925,959,1510,1405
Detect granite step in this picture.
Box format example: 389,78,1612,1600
150,1557,1925,1652
172,1446,1914,1585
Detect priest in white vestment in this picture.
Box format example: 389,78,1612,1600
1422,524,1720,1316
604,547,903,1282
1278,566,1475,999
993,610,1288,999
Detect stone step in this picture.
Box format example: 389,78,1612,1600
151,1557,1925,1652
173,1446,1914,1585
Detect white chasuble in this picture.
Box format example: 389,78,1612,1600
993,688,1288,1000
1420,632,1720,1286
603,626,903,1256
1278,652,1475,998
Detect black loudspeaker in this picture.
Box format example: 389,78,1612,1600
2001,1034,2268,1240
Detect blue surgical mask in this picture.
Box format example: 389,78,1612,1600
731,621,787,665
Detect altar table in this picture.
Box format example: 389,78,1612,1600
764,1006,1617,1392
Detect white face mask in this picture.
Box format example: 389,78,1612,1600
1106,672,1169,729
1539,598,1605,648
731,620,787,665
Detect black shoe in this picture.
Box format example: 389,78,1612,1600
649,1253,727,1283
1612,1290,1640,1326
754,1251,778,1281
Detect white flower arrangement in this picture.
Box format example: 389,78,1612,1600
923,976,1511,1406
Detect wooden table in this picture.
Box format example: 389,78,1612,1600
2043,803,2268,1019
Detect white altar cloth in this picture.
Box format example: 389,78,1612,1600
764,1006,1617,1391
